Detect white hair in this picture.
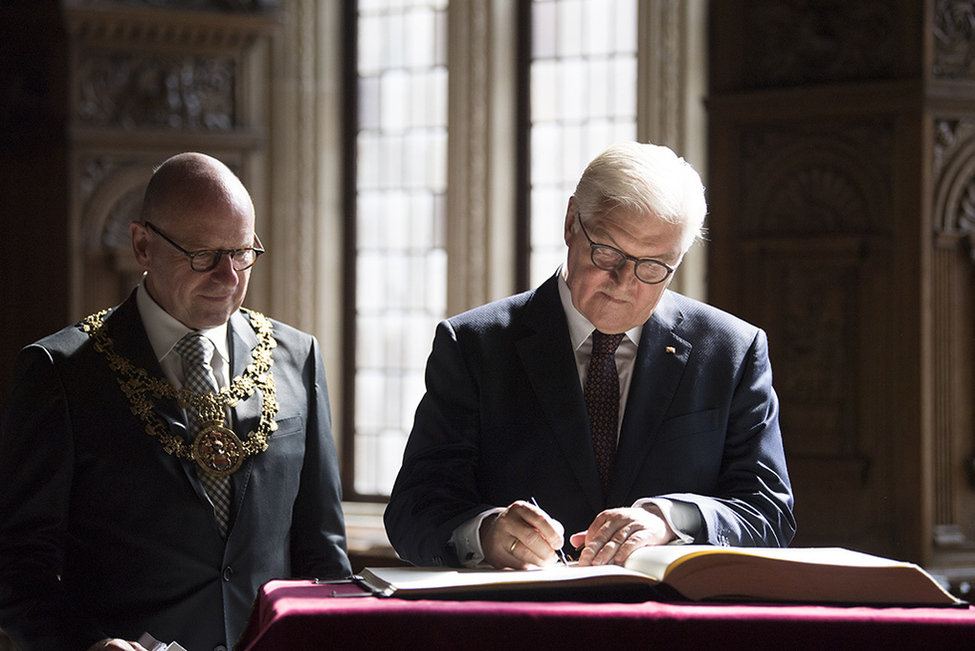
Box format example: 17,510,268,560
572,142,707,254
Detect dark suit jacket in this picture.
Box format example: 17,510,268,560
384,274,795,567
0,290,351,651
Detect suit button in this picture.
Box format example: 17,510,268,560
222,565,234,582
214,646,228,651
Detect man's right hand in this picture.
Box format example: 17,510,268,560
479,500,565,569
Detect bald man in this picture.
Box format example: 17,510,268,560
0,153,351,651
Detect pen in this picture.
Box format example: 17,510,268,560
530,496,570,565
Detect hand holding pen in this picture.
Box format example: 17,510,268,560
531,497,570,565
479,498,569,570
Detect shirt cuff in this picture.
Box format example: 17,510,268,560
449,507,504,568
633,497,701,544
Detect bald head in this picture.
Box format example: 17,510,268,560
140,152,254,229
131,152,258,329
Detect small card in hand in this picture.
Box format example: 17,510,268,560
137,632,188,651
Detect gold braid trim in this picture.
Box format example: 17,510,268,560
81,308,280,477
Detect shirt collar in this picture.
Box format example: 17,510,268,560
556,269,642,352
135,274,231,366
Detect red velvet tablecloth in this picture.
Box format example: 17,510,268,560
238,580,975,651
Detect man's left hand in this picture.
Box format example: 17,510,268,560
569,505,675,566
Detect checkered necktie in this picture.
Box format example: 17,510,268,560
175,333,232,539
585,330,625,494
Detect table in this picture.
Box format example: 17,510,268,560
238,580,975,650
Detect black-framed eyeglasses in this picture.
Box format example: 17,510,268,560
144,221,265,272
577,212,676,285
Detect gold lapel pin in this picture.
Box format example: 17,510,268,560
665,346,676,354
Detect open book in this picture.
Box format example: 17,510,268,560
360,546,963,606
622,545,962,605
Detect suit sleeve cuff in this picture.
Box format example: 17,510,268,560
449,507,504,567
633,497,701,544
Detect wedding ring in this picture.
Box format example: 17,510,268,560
509,538,519,553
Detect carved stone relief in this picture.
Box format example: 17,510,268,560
76,50,236,131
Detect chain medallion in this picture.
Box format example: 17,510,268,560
81,308,280,478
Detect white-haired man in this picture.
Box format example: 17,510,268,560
385,142,795,570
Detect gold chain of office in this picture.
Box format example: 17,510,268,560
81,308,280,478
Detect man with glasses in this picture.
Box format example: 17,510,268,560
385,142,794,570
0,153,350,651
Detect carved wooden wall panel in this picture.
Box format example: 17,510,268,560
710,0,911,94
930,117,975,578
710,0,975,590
719,119,898,553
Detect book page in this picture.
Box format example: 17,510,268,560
360,563,652,597
624,545,961,605
625,545,910,582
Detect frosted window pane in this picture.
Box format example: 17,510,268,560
359,76,381,130
588,59,611,118
357,134,381,190
358,192,385,249
358,16,384,75
428,130,448,191
559,61,587,122
614,58,637,117
531,61,559,123
556,0,583,58
355,371,385,427
405,8,435,68
381,71,407,131
615,0,638,53
529,0,637,287
531,124,563,185
353,0,447,498
357,252,386,310
532,1,557,59
584,0,612,56
430,68,448,127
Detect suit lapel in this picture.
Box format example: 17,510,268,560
100,292,216,509
516,276,606,514
608,291,690,503
227,310,261,519
102,291,186,436
228,310,261,427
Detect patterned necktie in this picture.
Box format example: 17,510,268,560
174,333,232,539
585,330,625,494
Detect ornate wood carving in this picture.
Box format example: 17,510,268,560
714,114,899,552
933,0,975,80
739,0,898,88
934,119,975,257
735,123,891,470
739,125,892,236
930,117,975,553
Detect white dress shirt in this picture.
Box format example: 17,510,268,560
135,275,231,392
